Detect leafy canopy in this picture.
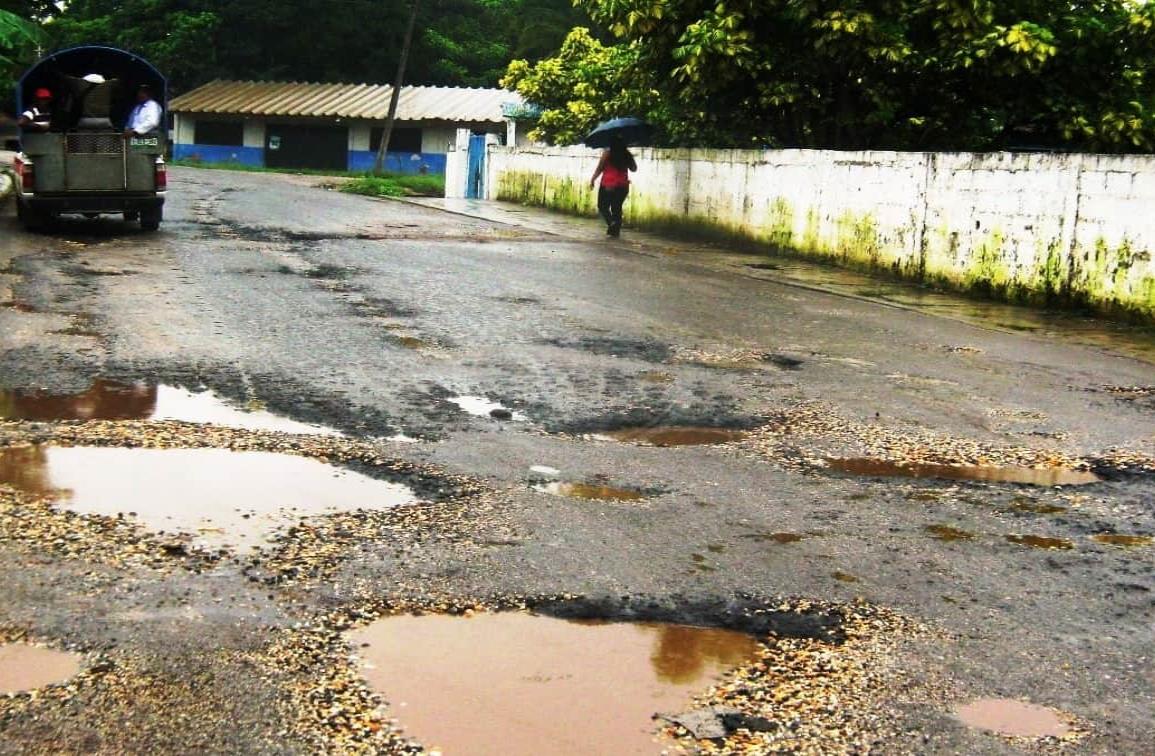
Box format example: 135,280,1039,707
504,0,1155,152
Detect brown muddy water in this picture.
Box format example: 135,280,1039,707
926,524,977,542
595,427,747,447
953,698,1071,738
347,612,761,756
1005,534,1075,550
1090,534,1153,548
533,481,647,501
0,380,340,435
826,458,1099,487
0,446,415,551
0,643,82,693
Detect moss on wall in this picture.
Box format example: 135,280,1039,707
493,167,1155,324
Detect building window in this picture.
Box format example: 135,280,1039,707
194,120,244,146
370,127,422,153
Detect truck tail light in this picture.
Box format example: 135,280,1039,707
154,159,167,191
15,156,34,192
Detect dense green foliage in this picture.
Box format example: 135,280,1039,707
6,0,584,97
504,0,1155,152
0,6,43,110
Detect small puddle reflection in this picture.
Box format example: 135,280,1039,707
0,446,415,552
1005,534,1075,550
448,395,524,421
832,571,859,583
926,524,976,542
595,427,747,447
954,698,1071,738
637,371,675,384
1091,534,1153,548
826,458,1099,487
347,612,761,756
534,481,647,501
0,643,82,693
0,380,340,435
742,532,805,544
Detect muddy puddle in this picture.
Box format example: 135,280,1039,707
595,427,747,447
954,698,1071,738
0,446,415,552
926,524,976,541
0,380,340,435
448,395,525,421
826,458,1099,487
533,481,647,501
1090,534,1153,548
0,643,82,693
1005,534,1075,550
347,612,761,756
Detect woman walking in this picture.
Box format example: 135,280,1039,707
589,136,636,237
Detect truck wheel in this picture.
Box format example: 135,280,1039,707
140,207,162,231
16,200,49,232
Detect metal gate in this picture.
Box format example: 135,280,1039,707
466,133,486,199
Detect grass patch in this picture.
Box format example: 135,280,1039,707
342,174,444,199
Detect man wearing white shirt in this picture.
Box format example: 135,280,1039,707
123,84,161,137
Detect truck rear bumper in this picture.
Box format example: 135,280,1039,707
21,193,164,213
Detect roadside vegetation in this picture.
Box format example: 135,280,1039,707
504,0,1155,153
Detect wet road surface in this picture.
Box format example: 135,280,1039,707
1,167,1153,753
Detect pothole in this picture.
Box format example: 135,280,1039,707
954,698,1072,738
594,427,747,446
533,481,648,501
0,445,416,552
1005,534,1074,550
925,524,976,541
0,643,82,693
825,458,1099,487
448,395,524,421
346,612,761,756
0,380,340,435
741,531,805,544
1090,534,1153,548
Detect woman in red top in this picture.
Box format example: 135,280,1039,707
588,136,637,237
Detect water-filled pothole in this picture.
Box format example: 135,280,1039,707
346,612,761,756
0,380,340,435
1005,534,1074,550
0,446,415,552
1090,534,1152,548
595,427,747,446
448,395,525,421
954,698,1072,738
0,643,82,693
533,481,647,501
926,524,976,542
826,458,1099,487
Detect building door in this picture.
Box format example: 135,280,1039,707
466,133,486,199
265,123,348,171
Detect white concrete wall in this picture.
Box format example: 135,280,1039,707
444,128,471,199
242,120,265,149
486,146,1155,319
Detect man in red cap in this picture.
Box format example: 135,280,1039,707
18,88,53,132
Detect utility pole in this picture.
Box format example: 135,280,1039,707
373,0,420,176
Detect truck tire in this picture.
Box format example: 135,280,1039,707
16,200,49,232
140,207,162,231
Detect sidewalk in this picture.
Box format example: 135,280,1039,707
405,196,1155,364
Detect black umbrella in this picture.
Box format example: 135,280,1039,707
583,117,654,148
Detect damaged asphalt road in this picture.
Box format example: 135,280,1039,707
0,167,1153,754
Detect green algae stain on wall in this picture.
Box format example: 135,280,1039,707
766,198,794,249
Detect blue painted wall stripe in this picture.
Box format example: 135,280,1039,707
173,143,264,167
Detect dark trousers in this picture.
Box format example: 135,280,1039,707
597,185,629,231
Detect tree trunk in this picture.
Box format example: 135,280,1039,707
373,0,420,176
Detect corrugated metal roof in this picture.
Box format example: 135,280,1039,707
169,80,519,123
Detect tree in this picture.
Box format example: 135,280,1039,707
1,7,45,112
374,0,420,175
504,0,1155,152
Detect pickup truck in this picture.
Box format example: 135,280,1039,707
12,45,167,231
